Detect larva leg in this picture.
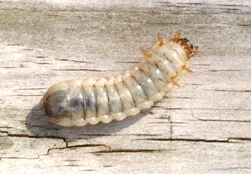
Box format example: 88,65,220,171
182,65,193,73
140,47,152,58
158,33,163,46
170,75,180,87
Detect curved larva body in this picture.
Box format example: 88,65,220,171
40,31,198,127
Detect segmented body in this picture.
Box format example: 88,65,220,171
40,31,198,127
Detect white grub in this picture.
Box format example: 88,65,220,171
40,31,198,127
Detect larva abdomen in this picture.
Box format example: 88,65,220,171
40,31,198,127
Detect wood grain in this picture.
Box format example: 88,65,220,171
0,0,251,173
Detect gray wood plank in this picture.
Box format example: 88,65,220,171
0,0,251,173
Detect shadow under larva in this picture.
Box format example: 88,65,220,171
25,104,147,140
39,31,198,127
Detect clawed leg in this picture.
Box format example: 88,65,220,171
182,65,193,73
158,33,163,47
140,47,152,58
170,75,180,87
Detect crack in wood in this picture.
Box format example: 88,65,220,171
45,143,111,155
213,167,251,171
215,89,251,92
46,147,66,156
51,69,104,72
139,138,229,143
66,142,110,150
168,115,173,139
34,62,51,65
209,69,249,72
94,149,162,154
18,87,45,90
4,95,41,96
4,132,67,142
228,137,251,142
0,156,39,159
198,119,251,123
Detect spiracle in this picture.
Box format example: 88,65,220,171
40,31,198,127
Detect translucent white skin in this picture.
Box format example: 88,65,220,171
40,36,195,127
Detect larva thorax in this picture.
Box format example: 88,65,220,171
40,31,198,127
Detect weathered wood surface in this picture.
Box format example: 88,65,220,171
0,0,251,173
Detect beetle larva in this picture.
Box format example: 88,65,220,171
40,31,198,127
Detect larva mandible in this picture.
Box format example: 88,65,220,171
40,31,198,127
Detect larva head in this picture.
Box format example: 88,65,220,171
40,81,85,127
170,30,198,59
